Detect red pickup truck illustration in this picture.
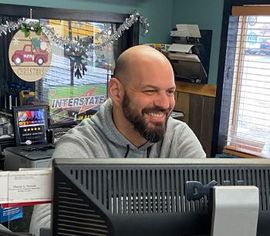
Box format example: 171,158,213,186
11,44,49,66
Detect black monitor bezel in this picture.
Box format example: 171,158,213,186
52,158,270,236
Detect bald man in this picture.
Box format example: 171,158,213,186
49,45,205,159
46,45,205,159
30,45,205,236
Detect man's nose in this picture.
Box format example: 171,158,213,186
154,92,172,109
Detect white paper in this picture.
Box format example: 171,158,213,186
0,169,52,206
168,43,193,53
174,24,201,38
0,172,8,203
170,30,186,37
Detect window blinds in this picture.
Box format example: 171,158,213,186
222,6,270,158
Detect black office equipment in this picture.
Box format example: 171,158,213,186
4,105,54,170
0,224,31,236
52,158,270,236
169,29,212,84
12,105,49,146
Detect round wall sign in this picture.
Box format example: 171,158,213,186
8,30,52,82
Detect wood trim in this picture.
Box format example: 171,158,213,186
230,15,246,138
224,145,269,158
175,81,216,97
232,6,270,16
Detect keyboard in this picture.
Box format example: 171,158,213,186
21,144,55,152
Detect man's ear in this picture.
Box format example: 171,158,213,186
108,77,124,105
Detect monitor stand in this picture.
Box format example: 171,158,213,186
211,186,259,236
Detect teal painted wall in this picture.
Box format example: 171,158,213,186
172,0,224,84
0,0,173,44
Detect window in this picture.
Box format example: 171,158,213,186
0,4,138,128
36,19,119,126
220,5,270,158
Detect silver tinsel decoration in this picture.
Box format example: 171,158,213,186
0,18,24,35
0,11,149,52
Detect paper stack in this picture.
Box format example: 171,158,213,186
170,24,201,38
0,169,52,208
167,43,200,62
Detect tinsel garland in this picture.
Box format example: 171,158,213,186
0,11,149,52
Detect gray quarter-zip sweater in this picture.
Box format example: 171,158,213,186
52,98,206,159
30,98,205,236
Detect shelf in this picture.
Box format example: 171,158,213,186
175,81,216,97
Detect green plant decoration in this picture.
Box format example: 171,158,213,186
21,22,42,37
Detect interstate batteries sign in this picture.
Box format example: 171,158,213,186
48,84,107,125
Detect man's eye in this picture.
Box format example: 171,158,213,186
167,90,175,95
143,90,156,95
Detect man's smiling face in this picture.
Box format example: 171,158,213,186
122,89,174,142
109,45,176,146
121,63,176,142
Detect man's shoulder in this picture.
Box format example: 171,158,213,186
167,117,189,130
165,117,197,141
62,118,97,140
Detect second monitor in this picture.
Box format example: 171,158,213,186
13,105,49,146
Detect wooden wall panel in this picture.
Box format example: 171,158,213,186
189,94,204,139
188,95,215,157
174,81,216,157
174,92,189,123
200,96,215,156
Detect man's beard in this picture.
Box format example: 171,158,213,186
122,92,172,143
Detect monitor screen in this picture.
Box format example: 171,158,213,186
13,105,49,146
52,158,270,236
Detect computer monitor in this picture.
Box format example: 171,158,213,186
0,230,31,236
52,158,270,236
0,224,31,236
12,105,49,146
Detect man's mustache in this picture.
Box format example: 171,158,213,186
142,106,172,115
